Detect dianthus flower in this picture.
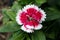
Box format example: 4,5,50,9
16,5,46,33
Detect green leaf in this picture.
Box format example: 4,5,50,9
35,0,46,6
0,21,20,32
17,0,35,5
2,2,21,21
26,37,31,40
3,17,9,24
47,0,56,6
2,8,16,21
2,8,10,24
2,8,9,19
9,31,25,40
46,32,55,39
57,0,60,7
45,7,60,21
31,31,46,40
6,9,16,20
47,0,60,7
2,1,22,21
26,34,31,40
11,1,21,13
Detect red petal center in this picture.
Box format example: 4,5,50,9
19,8,42,27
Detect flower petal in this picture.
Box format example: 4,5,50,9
21,25,34,33
16,10,23,25
20,13,28,24
26,25,34,29
22,5,39,12
34,24,43,30
39,8,46,23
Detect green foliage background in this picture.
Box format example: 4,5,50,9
0,0,60,40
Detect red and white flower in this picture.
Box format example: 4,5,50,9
16,5,46,33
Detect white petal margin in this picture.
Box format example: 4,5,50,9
16,10,23,25
26,25,34,29
34,24,43,30
22,5,39,12
21,25,34,33
39,8,46,23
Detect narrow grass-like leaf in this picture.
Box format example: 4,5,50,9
31,31,46,40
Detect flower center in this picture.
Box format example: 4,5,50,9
26,15,33,21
